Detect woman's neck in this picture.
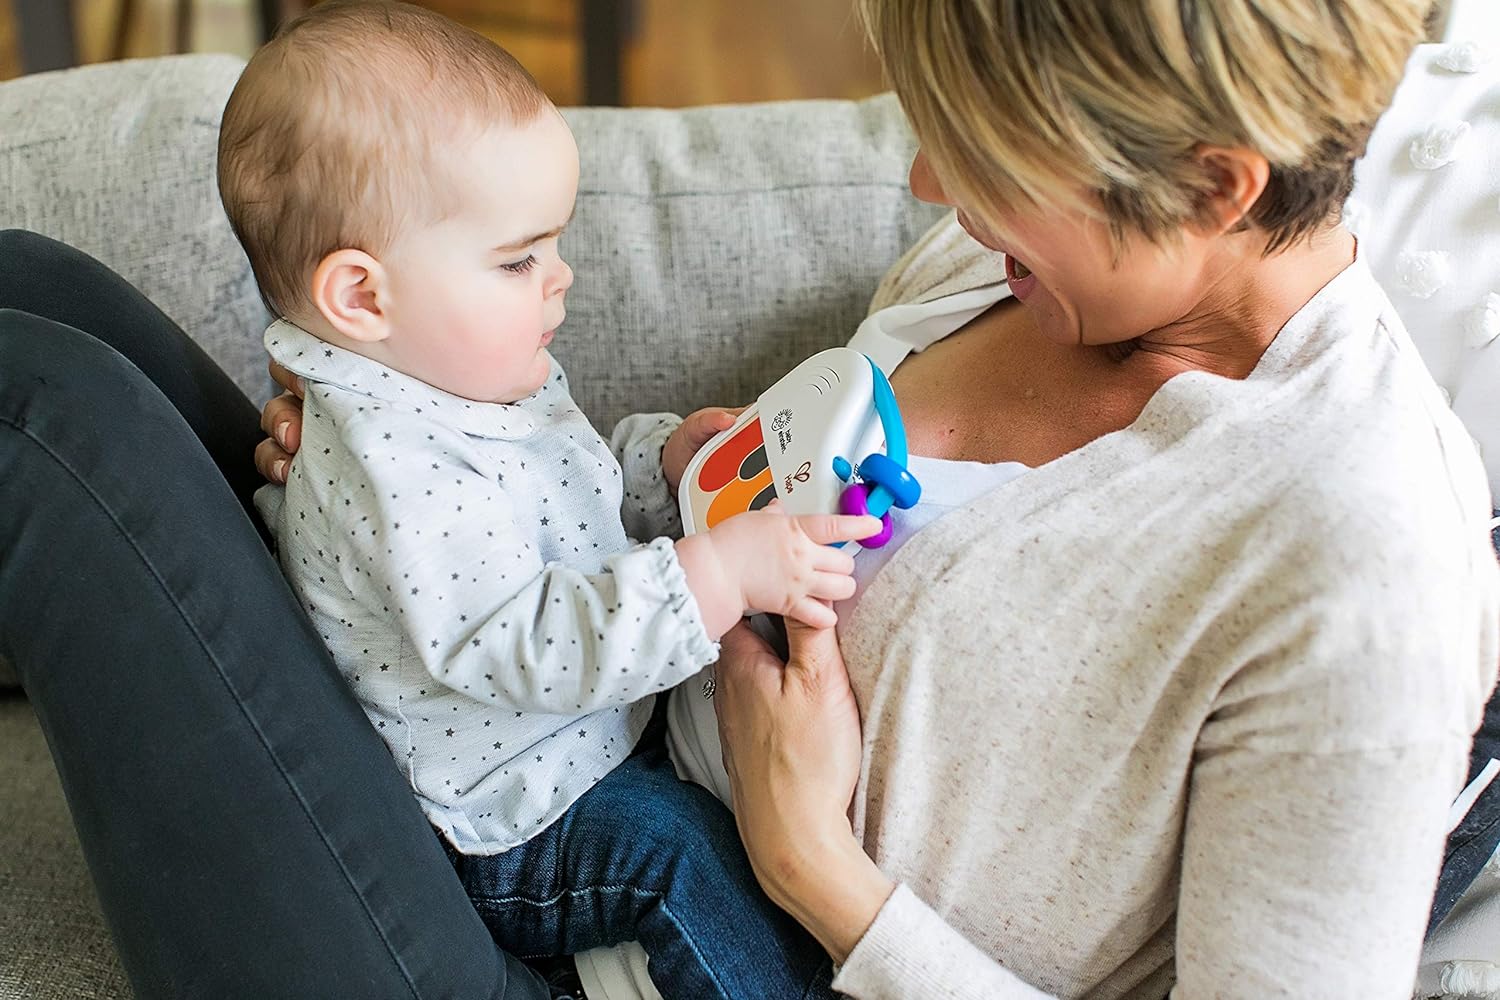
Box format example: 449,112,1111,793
1125,225,1357,383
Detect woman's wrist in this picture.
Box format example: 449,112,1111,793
763,826,896,964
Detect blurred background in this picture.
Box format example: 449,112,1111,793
0,0,888,105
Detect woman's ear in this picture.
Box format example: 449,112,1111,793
310,249,391,344
1193,145,1271,237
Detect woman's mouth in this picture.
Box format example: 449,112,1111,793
1005,254,1038,301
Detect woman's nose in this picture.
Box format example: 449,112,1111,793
909,150,951,206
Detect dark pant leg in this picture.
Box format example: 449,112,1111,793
453,739,835,1000
0,234,547,999
1429,513,1500,933
0,228,268,518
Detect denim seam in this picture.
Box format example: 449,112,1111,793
470,883,731,1000
0,415,427,1000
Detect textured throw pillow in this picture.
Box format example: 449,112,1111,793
1347,41,1500,498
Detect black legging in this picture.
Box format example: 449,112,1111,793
0,230,547,1000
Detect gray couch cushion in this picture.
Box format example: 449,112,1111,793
0,55,273,400
558,98,940,429
0,697,130,999
0,55,936,994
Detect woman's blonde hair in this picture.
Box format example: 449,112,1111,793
858,0,1430,251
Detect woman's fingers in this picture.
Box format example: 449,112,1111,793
254,437,291,484
258,391,304,452
259,389,303,446
785,616,849,676
268,358,305,399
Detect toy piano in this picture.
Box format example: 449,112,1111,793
677,347,922,548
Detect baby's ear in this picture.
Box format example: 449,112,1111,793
311,249,391,343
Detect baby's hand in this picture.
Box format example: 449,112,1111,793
662,407,742,494
685,510,882,631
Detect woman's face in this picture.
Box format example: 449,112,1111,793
908,150,1217,349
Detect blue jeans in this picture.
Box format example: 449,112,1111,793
444,718,834,1000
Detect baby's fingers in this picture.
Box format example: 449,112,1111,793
787,597,838,630
686,407,738,444
808,571,857,603
794,513,883,546
811,545,857,576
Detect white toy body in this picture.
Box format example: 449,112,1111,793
679,348,892,534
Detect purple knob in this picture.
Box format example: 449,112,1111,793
838,482,870,516
839,484,894,548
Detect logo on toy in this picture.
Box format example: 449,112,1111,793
783,461,812,495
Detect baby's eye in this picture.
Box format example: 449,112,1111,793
499,255,537,274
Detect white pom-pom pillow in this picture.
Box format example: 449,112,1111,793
1348,41,1500,497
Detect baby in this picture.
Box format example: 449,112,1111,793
217,3,875,997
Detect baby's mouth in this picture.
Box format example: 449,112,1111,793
1007,255,1033,281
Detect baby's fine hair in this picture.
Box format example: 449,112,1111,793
217,0,550,317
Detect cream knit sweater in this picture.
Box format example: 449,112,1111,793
828,217,1500,998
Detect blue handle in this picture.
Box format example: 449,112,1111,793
862,356,918,518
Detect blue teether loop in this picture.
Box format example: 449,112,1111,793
859,357,920,519
868,358,907,466
858,452,921,510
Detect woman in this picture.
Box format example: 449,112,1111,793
5,2,1494,998
698,2,1500,994
697,3,1498,994
260,2,1497,995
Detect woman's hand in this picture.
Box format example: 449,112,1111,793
714,619,895,962
255,359,305,484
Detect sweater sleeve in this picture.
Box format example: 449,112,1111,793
334,413,717,715
1172,741,1462,996
1166,495,1493,996
834,738,1466,1000
835,741,1471,997
609,411,684,542
832,885,1056,999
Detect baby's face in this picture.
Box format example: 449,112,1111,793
379,112,579,403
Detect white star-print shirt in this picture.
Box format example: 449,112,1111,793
254,321,719,854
